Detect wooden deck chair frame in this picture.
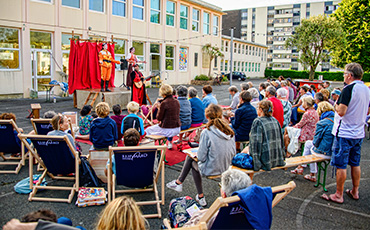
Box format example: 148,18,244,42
141,106,155,126
108,145,167,219
0,120,27,174
19,134,80,203
163,181,296,229
31,118,52,135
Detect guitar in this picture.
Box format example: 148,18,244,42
134,74,156,89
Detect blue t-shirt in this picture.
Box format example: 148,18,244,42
189,97,205,124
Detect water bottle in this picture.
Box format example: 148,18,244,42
53,96,56,103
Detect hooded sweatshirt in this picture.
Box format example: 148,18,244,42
90,116,118,149
197,125,236,176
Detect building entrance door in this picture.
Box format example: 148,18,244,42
31,49,53,92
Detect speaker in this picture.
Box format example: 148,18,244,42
120,59,128,70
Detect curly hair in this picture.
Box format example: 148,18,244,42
96,102,110,118
0,112,16,121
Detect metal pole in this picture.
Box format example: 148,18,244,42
229,28,234,87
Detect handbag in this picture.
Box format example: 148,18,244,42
232,153,253,169
14,175,47,194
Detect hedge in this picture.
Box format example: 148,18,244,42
194,74,209,81
264,69,370,82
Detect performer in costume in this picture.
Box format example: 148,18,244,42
126,47,146,89
99,43,120,92
130,64,149,105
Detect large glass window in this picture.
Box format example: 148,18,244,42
114,39,126,70
133,0,144,20
166,45,174,70
62,0,80,8
150,0,160,24
0,27,20,70
132,41,144,70
89,0,104,12
166,1,175,26
203,12,210,34
113,0,126,17
192,9,200,32
194,53,198,67
150,44,160,71
36,0,51,2
180,5,188,30
213,15,219,36
30,31,52,49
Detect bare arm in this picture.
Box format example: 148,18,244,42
336,104,348,117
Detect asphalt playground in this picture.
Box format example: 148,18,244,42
1,78,370,229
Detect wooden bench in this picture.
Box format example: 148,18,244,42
231,154,330,191
179,124,206,135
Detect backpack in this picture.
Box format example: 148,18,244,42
232,152,253,169
79,156,104,187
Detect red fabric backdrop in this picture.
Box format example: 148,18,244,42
68,41,116,94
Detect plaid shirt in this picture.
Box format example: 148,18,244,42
250,116,285,171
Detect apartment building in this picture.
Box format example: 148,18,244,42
222,0,341,72
0,0,223,98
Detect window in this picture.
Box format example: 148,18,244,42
192,9,200,32
61,33,80,74
89,0,104,12
0,27,20,70
238,44,241,54
30,31,52,49
213,15,219,36
220,59,224,71
233,61,236,71
203,12,210,34
245,62,248,71
166,45,174,70
133,0,144,20
194,52,198,67
166,1,175,26
234,43,237,53
36,0,51,2
241,62,244,71
113,0,126,17
248,62,251,71
180,5,188,30
150,0,160,24
214,56,217,68
114,39,126,70
132,41,144,70
224,60,228,71
62,0,80,8
258,63,260,72
225,41,228,52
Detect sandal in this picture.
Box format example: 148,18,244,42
304,174,316,182
290,167,303,175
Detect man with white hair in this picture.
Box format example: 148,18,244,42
277,88,292,130
225,86,240,112
265,86,284,128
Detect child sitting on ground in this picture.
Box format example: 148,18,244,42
110,104,126,142
90,102,118,150
121,102,145,139
77,105,94,140
104,128,140,176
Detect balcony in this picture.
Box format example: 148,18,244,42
274,22,293,27
272,58,291,63
273,40,286,45
274,13,293,18
273,49,292,54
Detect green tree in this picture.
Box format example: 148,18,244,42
331,0,370,71
285,15,344,81
202,43,224,77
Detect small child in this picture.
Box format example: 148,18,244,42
90,102,118,150
110,104,126,141
121,102,145,139
104,128,140,176
77,105,93,140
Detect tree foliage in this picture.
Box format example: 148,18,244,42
285,15,344,81
202,43,224,77
331,0,370,72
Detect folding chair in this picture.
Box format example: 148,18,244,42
163,181,296,229
31,118,53,135
108,145,166,218
0,120,27,174
19,134,80,203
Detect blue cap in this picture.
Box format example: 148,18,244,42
331,89,341,95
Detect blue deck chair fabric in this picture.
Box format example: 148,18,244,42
30,137,75,175
34,122,53,135
114,149,157,188
0,123,22,154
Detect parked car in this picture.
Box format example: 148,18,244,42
225,72,247,81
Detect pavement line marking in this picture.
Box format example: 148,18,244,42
288,195,370,218
296,178,370,229
0,192,14,199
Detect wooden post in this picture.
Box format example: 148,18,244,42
30,104,41,119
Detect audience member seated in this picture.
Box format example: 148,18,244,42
265,86,284,128
248,88,260,109
166,104,236,206
285,96,319,158
145,84,181,149
290,101,334,179
224,86,240,112
104,128,140,176
121,102,145,140
90,102,118,150
76,105,94,140
168,169,252,228
331,89,341,105
259,82,266,100
96,196,147,230
174,85,192,144
277,88,292,131
314,92,326,109
28,111,57,136
3,219,79,230
202,85,218,109
291,85,311,125
240,82,249,92
287,78,298,100
230,91,257,152
0,113,25,156
188,87,205,128
310,84,317,98
48,114,76,149
110,104,126,142
247,81,254,89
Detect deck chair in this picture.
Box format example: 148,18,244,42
108,145,166,218
0,120,27,174
163,181,296,229
31,118,53,135
19,134,80,203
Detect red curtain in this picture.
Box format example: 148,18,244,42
68,40,116,94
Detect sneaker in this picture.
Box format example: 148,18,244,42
196,194,207,207
173,139,181,144
167,142,173,149
166,180,183,192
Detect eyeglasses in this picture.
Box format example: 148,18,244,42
218,183,222,188
343,72,352,77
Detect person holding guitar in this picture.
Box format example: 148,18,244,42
130,64,153,105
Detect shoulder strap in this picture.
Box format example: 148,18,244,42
324,118,334,123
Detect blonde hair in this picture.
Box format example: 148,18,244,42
96,196,146,230
205,104,234,137
159,84,173,97
319,89,330,100
302,96,315,109
127,101,140,113
50,114,66,130
258,100,273,117
317,101,334,116
96,102,110,118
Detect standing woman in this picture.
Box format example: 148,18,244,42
126,47,146,88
